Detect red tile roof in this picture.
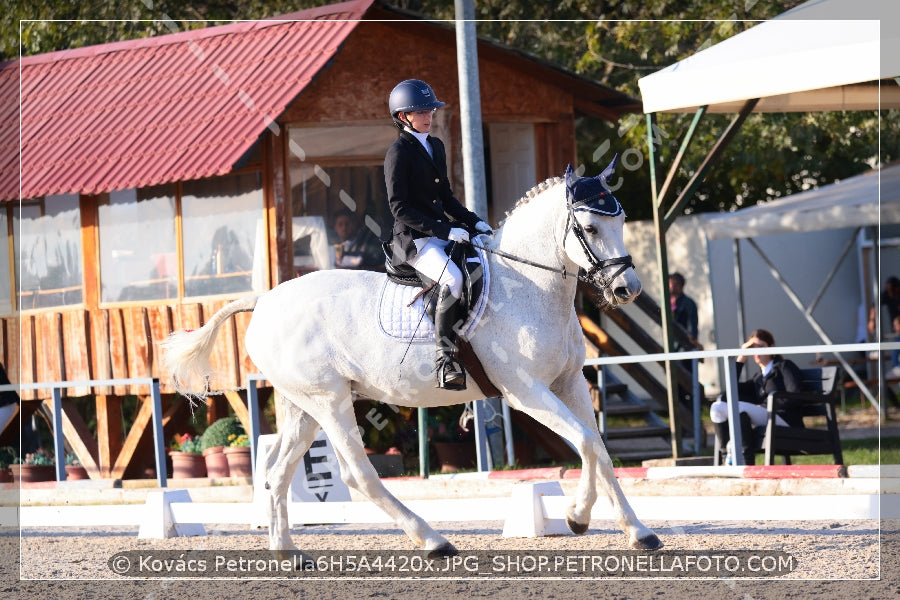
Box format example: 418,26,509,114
1,0,373,201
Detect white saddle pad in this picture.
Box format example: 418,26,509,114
377,245,490,342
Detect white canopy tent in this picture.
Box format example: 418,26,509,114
704,162,900,240
639,0,900,114
634,0,900,453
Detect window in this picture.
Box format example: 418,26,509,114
98,185,177,302
15,194,83,309
288,125,393,272
182,172,264,298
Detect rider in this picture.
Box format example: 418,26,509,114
384,79,493,391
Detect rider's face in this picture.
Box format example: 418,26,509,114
404,109,433,133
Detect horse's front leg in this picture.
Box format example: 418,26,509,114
503,381,601,530
555,373,662,550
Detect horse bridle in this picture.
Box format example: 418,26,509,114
469,200,634,291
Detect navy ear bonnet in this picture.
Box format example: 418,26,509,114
565,155,623,216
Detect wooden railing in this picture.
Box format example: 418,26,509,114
0,297,272,480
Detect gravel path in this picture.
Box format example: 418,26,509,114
4,518,894,599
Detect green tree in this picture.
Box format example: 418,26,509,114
5,0,895,219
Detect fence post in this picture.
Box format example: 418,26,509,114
722,358,743,465
51,388,65,481
248,377,261,479
150,379,167,487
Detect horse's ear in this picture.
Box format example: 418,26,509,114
565,163,577,188
599,154,619,186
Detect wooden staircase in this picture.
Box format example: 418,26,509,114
578,281,706,463
589,371,673,463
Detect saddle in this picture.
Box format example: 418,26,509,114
382,241,484,323
380,240,501,398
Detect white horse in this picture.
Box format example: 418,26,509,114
163,160,661,556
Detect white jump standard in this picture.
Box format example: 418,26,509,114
162,158,661,557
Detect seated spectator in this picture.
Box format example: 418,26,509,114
710,329,803,465
330,208,384,269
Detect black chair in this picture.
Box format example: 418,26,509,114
761,366,842,465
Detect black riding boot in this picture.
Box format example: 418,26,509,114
713,421,730,465
434,285,466,391
740,412,757,466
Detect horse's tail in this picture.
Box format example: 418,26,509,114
162,294,259,403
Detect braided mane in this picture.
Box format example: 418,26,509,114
498,176,564,227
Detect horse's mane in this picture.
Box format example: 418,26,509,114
498,176,564,227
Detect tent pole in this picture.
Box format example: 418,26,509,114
663,99,759,227
647,112,683,458
733,239,746,344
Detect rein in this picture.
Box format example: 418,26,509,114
469,227,633,290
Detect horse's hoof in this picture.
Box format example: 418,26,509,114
631,533,663,550
426,542,458,559
566,518,589,535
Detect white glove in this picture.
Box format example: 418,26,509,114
475,221,493,234
447,227,470,243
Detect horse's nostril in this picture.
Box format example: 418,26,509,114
614,286,631,300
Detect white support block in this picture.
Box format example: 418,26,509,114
138,490,206,539
502,481,571,538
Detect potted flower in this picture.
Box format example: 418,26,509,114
199,416,244,478
64,453,89,480
11,447,56,483
169,433,207,478
0,446,17,482
223,433,252,478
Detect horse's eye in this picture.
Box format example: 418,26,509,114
583,225,597,235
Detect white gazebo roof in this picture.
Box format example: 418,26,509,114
638,0,900,114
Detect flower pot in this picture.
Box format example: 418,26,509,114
10,464,56,483
202,446,230,478
224,446,252,478
432,441,476,473
65,465,90,480
0,468,13,483
169,451,207,479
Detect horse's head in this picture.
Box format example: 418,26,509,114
563,157,641,306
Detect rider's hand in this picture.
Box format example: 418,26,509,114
448,228,470,243
475,221,493,235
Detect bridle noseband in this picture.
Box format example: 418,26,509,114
563,201,634,290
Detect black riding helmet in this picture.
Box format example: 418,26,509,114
389,79,445,131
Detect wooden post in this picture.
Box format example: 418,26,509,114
96,394,123,478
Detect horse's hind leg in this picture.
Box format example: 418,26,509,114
312,394,457,558
266,401,320,552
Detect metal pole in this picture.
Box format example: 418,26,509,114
51,389,65,481
692,358,702,454
150,379,167,488
454,0,488,217
247,378,261,479
647,113,682,458
473,400,490,471
722,357,744,465
418,407,429,478
501,401,515,467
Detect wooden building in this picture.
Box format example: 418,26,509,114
0,0,638,478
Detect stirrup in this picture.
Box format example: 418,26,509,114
436,357,466,391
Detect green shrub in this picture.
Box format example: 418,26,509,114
0,446,17,469
200,416,245,451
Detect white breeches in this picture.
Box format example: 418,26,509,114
408,237,464,298
710,399,788,427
